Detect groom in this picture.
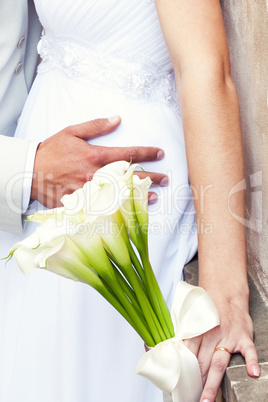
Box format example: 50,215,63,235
0,0,166,234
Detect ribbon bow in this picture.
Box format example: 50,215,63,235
136,281,220,402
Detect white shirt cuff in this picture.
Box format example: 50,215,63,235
21,141,40,213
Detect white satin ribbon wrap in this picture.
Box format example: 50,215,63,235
136,281,220,402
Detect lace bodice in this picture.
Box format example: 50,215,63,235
34,0,179,111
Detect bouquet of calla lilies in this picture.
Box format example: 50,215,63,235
8,161,220,402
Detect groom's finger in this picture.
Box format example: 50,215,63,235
67,116,122,139
148,192,158,204
100,145,165,164
66,118,166,164
134,171,169,187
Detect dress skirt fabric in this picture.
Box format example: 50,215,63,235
0,1,198,401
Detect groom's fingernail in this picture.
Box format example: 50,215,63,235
160,177,169,186
202,399,210,402
149,194,158,204
157,150,164,160
108,115,121,123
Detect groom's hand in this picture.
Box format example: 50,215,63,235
31,116,168,208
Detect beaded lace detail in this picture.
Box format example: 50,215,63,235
37,33,179,113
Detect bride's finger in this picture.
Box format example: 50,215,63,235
195,337,217,385
240,341,260,378
183,335,202,357
200,347,231,402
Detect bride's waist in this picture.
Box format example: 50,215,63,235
37,33,180,112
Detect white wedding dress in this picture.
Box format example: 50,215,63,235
0,1,198,401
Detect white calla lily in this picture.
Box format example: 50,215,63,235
10,218,67,253
119,174,152,250
28,207,64,223
9,218,76,275
61,188,86,215
95,211,132,269
133,175,151,233
8,161,180,347
45,236,105,284
86,180,126,218
84,161,152,249
92,160,131,184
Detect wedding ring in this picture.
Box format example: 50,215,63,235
214,347,232,355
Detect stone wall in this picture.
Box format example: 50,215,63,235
220,0,268,298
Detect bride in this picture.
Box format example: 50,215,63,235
0,1,259,401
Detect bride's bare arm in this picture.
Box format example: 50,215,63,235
155,0,259,400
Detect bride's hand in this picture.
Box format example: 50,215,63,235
184,295,260,402
31,116,168,208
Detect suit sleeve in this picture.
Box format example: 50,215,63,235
0,135,33,234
